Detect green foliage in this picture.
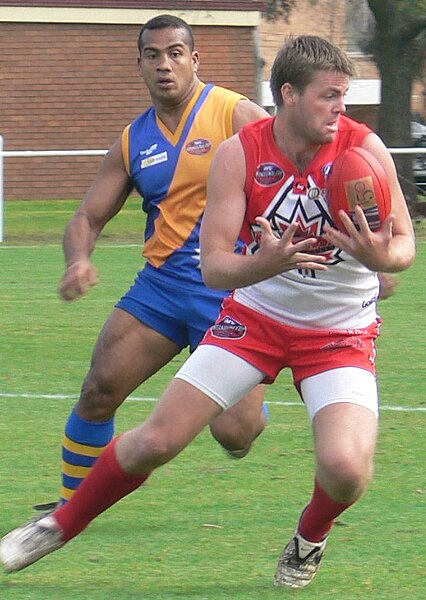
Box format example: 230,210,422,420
262,0,297,22
366,0,426,78
263,0,322,21
370,0,426,23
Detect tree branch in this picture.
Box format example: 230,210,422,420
400,17,426,43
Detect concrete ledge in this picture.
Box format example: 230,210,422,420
0,7,261,26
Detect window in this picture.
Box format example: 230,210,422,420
346,0,374,53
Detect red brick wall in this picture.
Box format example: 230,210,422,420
261,0,348,77
0,22,258,200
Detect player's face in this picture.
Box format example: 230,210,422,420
138,27,199,107
292,70,349,145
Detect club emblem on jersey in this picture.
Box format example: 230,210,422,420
247,174,345,274
255,163,284,186
186,139,212,155
211,316,246,339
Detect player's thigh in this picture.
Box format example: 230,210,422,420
176,345,265,410
89,307,181,391
125,378,224,465
210,385,265,435
302,368,378,467
313,402,378,468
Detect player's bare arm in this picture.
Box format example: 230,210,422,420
232,98,269,133
324,133,415,273
59,137,134,301
201,136,327,290
378,272,398,300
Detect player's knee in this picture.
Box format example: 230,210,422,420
321,452,374,496
210,411,266,452
210,426,248,451
130,426,181,470
77,370,123,421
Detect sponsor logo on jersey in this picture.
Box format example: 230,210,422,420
293,178,307,194
186,139,212,155
139,144,158,157
141,151,168,169
362,295,378,308
329,328,365,335
211,316,246,339
320,337,366,351
255,163,284,186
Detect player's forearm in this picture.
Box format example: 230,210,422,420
380,234,416,273
202,249,280,290
62,212,100,267
359,234,415,273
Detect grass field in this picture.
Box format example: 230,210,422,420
0,199,425,599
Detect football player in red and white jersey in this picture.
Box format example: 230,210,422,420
198,35,414,588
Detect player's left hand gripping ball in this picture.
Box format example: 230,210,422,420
326,147,391,233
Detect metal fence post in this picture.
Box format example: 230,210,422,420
0,135,4,242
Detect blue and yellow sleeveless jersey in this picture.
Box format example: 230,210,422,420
121,82,246,284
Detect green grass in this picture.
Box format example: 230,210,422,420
0,200,425,599
1,196,144,244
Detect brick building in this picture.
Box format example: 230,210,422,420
0,1,264,199
1,0,424,200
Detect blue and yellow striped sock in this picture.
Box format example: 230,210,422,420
61,409,114,503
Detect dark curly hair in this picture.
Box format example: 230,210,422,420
138,14,195,54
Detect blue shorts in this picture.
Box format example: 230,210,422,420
116,265,229,352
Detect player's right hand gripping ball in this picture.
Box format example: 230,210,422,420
326,147,391,232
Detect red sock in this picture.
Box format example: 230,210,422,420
298,480,353,542
53,437,150,542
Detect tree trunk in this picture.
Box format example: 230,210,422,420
367,1,423,214
376,43,419,212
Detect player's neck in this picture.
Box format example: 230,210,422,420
273,116,320,173
154,78,201,134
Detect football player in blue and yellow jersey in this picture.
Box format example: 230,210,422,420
38,14,269,507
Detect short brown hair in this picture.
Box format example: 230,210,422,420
270,35,356,106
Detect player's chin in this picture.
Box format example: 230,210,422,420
154,83,177,97
312,130,335,146
322,131,337,144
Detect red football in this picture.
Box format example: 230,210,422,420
327,147,391,232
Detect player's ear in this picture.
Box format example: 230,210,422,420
281,83,297,106
192,51,200,72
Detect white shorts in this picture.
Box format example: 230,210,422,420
176,345,379,420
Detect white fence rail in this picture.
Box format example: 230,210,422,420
0,136,108,241
0,135,425,242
